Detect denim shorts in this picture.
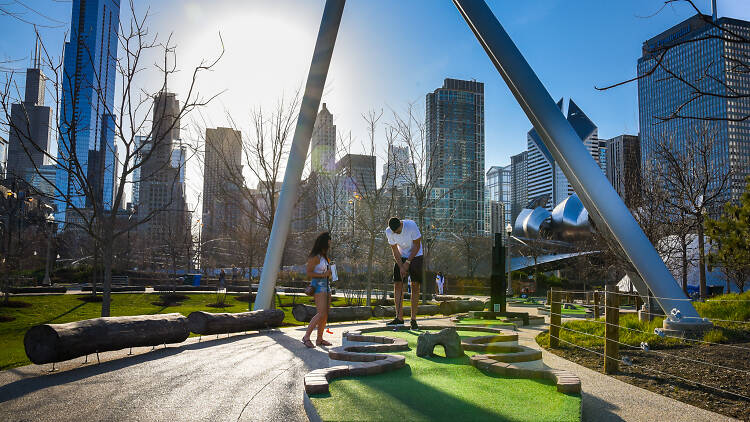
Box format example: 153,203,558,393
310,277,330,294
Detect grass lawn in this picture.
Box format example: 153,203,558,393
537,291,750,350
0,293,380,370
310,329,581,422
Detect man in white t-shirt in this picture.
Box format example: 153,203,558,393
385,217,423,329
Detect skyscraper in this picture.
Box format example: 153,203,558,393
486,165,511,236
638,13,750,204
510,151,528,224
7,42,53,186
336,154,376,234
382,144,415,189
202,127,242,241
55,0,120,222
138,92,189,257
526,99,603,211
131,135,150,207
606,134,641,208
311,103,336,174
426,78,485,236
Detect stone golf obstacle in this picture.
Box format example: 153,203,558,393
303,323,581,397
416,327,464,358
24,313,190,364
187,309,285,335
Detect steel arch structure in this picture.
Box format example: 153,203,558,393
253,0,709,330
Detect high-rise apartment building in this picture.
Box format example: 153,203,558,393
526,99,603,211
510,151,528,224
336,154,376,234
201,127,242,265
382,144,415,189
56,0,120,222
131,135,150,207
486,165,511,236
426,78,485,236
7,44,52,185
138,92,189,258
638,13,750,204
311,103,336,174
606,134,641,208
202,127,242,240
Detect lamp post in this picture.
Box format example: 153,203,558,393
505,223,513,296
42,207,55,286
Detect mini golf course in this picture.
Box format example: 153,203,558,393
454,318,517,328
307,327,581,421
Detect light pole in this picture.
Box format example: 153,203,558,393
505,223,513,296
42,207,55,286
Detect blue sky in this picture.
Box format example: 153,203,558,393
2,0,749,204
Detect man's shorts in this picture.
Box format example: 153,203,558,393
392,255,424,284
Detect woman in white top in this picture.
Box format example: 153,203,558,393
436,271,445,295
302,232,333,348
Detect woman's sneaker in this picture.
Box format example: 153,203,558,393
386,318,404,326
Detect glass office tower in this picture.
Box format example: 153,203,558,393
426,78,485,236
55,0,120,222
638,14,750,205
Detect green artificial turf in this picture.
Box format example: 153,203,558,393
310,329,581,422
455,318,515,327
0,293,343,370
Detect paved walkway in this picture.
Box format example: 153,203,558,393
0,310,738,422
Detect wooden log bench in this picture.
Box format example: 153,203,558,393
292,304,372,322
187,309,285,335
24,313,190,364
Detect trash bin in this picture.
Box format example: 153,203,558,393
186,274,202,287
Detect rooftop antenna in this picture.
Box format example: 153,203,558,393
33,32,41,69
711,0,717,22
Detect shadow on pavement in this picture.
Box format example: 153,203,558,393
581,392,624,422
0,346,184,404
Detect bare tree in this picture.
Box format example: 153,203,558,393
649,125,733,298
0,2,223,316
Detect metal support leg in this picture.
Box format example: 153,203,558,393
452,0,707,326
255,0,346,310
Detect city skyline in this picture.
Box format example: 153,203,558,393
3,1,750,212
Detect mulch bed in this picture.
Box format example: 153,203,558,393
0,315,15,322
78,296,104,303
206,302,233,308
545,342,750,421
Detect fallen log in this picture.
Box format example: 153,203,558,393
24,313,190,364
187,309,285,335
439,300,486,315
292,304,372,322
372,304,441,318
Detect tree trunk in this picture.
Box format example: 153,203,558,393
698,221,707,299
680,235,688,294
187,309,284,335
24,313,190,364
366,235,374,306
291,304,372,322
102,239,113,317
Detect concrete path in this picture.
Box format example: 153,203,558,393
0,311,738,422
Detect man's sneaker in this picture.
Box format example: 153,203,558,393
410,319,419,330
386,318,404,326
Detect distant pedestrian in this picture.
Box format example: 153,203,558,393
385,217,423,330
231,266,239,283
218,269,226,289
436,271,445,295
302,232,333,348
